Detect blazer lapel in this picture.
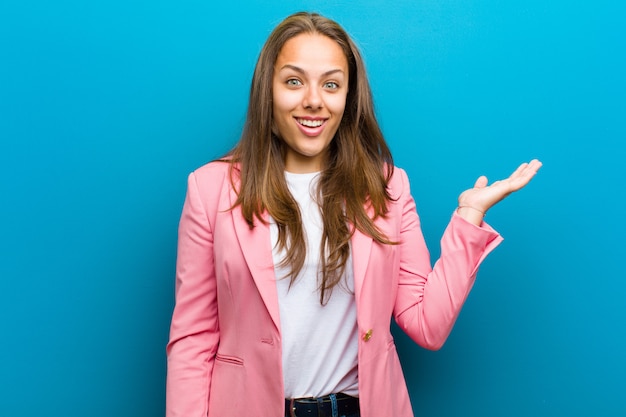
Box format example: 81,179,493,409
229,187,281,331
351,227,373,306
226,163,375,330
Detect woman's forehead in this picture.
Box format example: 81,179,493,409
275,33,348,75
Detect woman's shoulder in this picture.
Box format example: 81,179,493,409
192,158,236,181
386,165,410,199
387,164,407,179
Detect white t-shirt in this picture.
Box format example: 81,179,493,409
270,171,359,398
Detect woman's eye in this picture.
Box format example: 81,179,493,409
324,81,339,89
286,79,302,86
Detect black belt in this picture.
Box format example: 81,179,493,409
285,393,360,417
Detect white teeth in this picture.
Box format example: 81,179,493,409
297,118,324,128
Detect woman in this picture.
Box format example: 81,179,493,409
166,11,541,417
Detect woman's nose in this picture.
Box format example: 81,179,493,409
303,86,323,109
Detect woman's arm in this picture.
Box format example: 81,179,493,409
166,172,220,417
393,161,540,349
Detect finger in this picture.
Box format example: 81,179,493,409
527,159,543,173
508,160,542,190
509,162,529,179
511,159,542,181
518,159,542,180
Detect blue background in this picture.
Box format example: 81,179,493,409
1,0,624,415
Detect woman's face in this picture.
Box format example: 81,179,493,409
272,33,349,173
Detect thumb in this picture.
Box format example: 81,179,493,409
474,175,488,188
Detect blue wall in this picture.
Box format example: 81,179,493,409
1,0,624,415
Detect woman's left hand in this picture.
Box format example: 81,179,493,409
456,159,543,225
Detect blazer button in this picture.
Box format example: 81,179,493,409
363,329,373,342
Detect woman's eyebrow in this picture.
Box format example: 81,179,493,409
279,64,344,77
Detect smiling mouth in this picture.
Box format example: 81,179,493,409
296,118,326,128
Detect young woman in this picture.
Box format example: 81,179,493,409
166,12,541,417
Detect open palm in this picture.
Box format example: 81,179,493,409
458,159,543,214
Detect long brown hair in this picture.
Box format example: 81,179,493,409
228,12,396,303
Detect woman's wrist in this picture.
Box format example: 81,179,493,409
456,205,485,226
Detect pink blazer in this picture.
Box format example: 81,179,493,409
166,161,502,417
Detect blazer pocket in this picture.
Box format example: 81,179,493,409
215,353,244,366
209,353,245,414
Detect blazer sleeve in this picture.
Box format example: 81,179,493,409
166,171,219,417
393,168,503,350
